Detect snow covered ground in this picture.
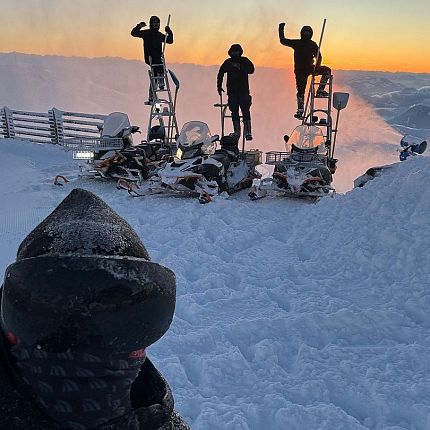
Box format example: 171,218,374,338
1,138,430,429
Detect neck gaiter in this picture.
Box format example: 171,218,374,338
11,343,146,430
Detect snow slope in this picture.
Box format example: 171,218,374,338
1,138,430,429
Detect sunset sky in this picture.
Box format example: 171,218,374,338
1,0,429,72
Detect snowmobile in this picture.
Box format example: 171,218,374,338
62,112,169,184
148,121,261,203
249,124,336,199
249,88,350,200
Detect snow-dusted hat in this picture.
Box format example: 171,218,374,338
1,189,176,352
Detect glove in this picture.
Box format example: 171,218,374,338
139,22,146,28
217,87,224,96
165,25,172,33
279,22,285,30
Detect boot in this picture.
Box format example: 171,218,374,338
232,121,241,139
316,75,329,98
244,120,252,141
294,96,304,119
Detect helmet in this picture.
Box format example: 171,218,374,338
1,189,176,352
228,44,243,58
300,26,313,39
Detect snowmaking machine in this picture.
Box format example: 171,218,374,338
249,79,350,200
354,135,428,188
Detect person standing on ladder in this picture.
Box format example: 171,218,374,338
278,23,331,118
217,44,255,141
131,16,173,103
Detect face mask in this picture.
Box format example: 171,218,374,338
11,341,146,429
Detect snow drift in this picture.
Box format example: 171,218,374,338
0,138,430,429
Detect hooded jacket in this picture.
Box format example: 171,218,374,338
217,44,255,96
0,189,190,430
131,25,173,65
279,25,321,72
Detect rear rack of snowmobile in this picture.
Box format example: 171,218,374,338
62,137,124,159
265,151,327,166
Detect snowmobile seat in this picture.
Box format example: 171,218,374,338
212,150,232,171
290,144,319,162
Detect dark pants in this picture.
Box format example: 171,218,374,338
147,64,165,101
295,65,331,99
228,94,252,122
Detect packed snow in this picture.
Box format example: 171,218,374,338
1,138,430,429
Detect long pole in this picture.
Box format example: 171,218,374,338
302,18,327,124
162,14,171,57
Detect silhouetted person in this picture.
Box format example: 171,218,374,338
131,16,173,103
217,44,255,141
278,23,331,118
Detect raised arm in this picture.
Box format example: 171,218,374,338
131,22,146,38
278,22,298,48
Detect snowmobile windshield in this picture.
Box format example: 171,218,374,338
287,125,325,152
102,112,131,138
177,121,215,155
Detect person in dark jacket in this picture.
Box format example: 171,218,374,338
278,23,331,118
0,188,190,430
217,44,255,141
131,16,173,103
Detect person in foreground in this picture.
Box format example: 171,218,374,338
0,188,190,430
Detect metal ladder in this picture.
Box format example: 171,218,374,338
147,55,179,150
302,74,339,159
213,98,248,156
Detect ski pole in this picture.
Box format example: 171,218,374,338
302,18,327,124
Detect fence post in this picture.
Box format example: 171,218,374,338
3,107,16,138
49,108,64,144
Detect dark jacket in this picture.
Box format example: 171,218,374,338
279,27,321,73
217,57,255,96
0,331,190,430
131,26,173,65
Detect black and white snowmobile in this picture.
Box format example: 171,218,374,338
249,86,350,200
249,124,336,200
63,112,169,183
148,121,261,203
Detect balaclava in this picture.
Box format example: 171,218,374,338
228,44,243,58
300,25,313,40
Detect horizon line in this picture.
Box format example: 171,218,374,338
1,51,430,76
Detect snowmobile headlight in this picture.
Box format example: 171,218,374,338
175,147,183,160
73,151,95,160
